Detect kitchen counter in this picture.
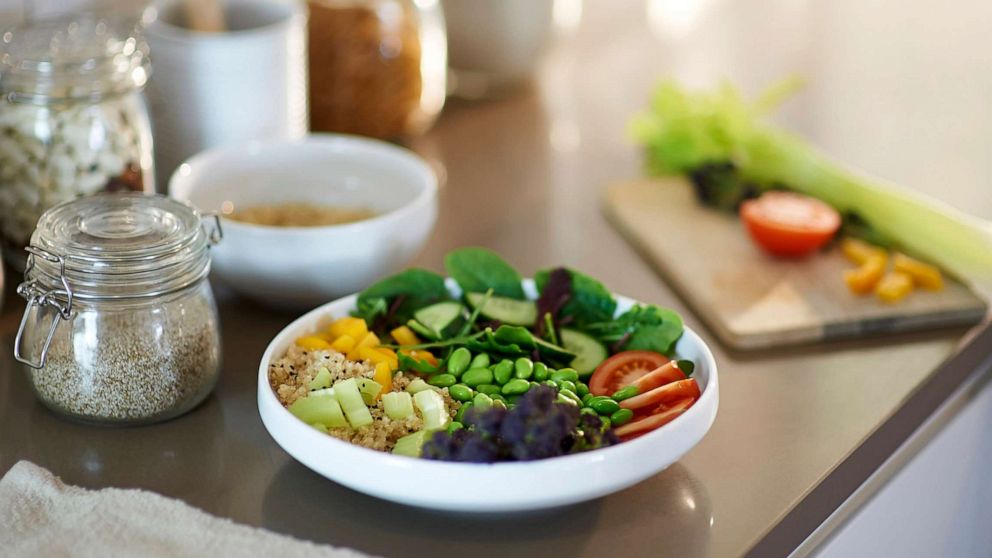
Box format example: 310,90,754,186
2,1,992,556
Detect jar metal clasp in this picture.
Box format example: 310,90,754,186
14,246,74,369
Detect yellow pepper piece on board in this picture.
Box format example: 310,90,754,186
347,331,380,360
330,334,356,353
875,271,914,303
328,317,368,341
844,252,888,294
390,325,421,347
841,237,886,265
374,362,394,394
893,252,944,291
295,336,332,350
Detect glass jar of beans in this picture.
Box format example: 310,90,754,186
307,0,447,139
14,193,222,426
0,12,155,270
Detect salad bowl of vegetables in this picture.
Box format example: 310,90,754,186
258,248,718,511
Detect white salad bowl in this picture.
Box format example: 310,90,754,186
257,281,719,512
169,134,438,308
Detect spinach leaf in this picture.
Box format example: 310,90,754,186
355,268,450,330
585,304,684,356
444,247,525,299
535,267,617,328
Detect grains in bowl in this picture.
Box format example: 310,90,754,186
269,344,460,452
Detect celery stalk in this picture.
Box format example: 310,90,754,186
631,80,992,298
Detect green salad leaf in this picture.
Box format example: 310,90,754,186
585,304,684,356
535,268,617,328
445,247,525,299
355,269,450,330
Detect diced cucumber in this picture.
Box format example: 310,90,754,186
392,430,430,457
311,423,329,433
413,301,466,337
413,389,449,431
405,379,434,394
333,378,373,428
383,391,415,420
356,378,383,405
289,396,348,428
465,292,537,326
308,367,332,390
560,328,608,377
309,387,336,398
406,319,439,341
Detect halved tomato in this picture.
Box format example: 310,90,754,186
740,191,841,257
589,351,670,396
629,361,688,393
620,378,700,411
615,397,695,440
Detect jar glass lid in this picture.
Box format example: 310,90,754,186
0,12,150,103
27,193,215,300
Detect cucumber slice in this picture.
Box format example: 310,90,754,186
413,302,466,337
333,378,373,428
383,391,415,420
406,319,439,341
560,328,608,377
356,378,383,405
533,337,577,365
405,379,434,394
309,387,336,398
413,389,449,431
393,430,430,457
289,395,348,428
308,367,332,391
465,292,537,326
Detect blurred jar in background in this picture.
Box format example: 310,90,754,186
307,0,447,139
443,0,557,99
0,12,155,270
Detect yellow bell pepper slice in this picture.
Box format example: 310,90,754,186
841,237,886,265
374,362,394,394
400,349,439,367
295,336,332,351
893,252,944,291
844,252,888,294
330,334,356,354
328,317,368,341
390,325,421,347
875,270,914,303
347,331,381,360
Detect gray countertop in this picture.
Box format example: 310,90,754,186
3,1,992,556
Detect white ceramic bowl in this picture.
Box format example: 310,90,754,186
169,135,438,308
258,280,719,511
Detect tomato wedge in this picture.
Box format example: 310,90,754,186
629,361,688,393
740,191,841,257
620,378,700,411
589,351,670,396
615,397,695,440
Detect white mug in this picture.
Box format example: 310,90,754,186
144,0,308,190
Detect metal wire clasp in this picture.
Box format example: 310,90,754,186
14,247,74,369
203,212,223,245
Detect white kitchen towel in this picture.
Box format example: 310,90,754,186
0,460,369,558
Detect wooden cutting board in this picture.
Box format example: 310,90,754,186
604,178,988,350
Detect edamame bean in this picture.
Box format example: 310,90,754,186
489,393,507,404
462,367,494,387
474,392,494,411
448,383,474,402
558,379,577,394
542,380,557,389
447,348,472,376
551,369,579,383
514,358,534,380
476,383,501,396
493,360,514,385
447,421,464,433
501,378,530,395
576,383,590,397
557,394,578,406
428,374,456,388
455,401,473,422
611,385,639,401
581,393,594,405
610,408,634,426
590,397,621,415
533,362,549,381
580,406,599,416
559,388,582,406
470,353,490,369
492,399,508,410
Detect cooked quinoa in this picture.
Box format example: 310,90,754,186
269,344,460,452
